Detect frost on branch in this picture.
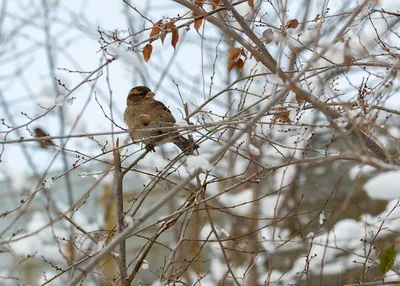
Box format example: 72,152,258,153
78,171,103,180
43,177,53,189
55,95,74,106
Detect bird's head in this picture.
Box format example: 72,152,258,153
127,86,155,105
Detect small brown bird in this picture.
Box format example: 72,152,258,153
34,127,55,148
124,86,197,155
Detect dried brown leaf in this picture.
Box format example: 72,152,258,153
143,44,153,62
285,19,299,29
227,59,245,72
194,18,203,33
227,61,236,72
275,107,291,123
150,20,163,40
166,21,175,30
236,58,244,69
171,29,179,49
155,21,167,44
228,48,242,61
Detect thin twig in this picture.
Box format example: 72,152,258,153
113,143,127,284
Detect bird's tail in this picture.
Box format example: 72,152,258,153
174,136,198,155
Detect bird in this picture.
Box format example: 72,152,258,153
34,127,55,148
124,86,197,155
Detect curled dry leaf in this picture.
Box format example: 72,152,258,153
227,47,246,72
227,61,236,72
227,58,245,72
228,47,242,61
157,20,171,44
194,18,203,33
171,28,179,49
248,0,254,8
192,2,203,34
270,107,291,127
139,114,152,126
166,21,175,31
236,58,244,69
165,21,179,49
285,19,299,29
143,44,153,62
150,20,163,40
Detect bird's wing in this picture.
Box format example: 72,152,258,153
124,106,135,125
148,100,176,124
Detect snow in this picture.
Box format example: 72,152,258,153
7,165,30,193
142,260,149,269
218,188,254,216
363,200,400,235
43,177,53,189
364,170,400,200
319,211,326,225
283,218,368,281
260,227,292,254
186,154,213,173
248,143,260,156
9,212,68,261
349,165,376,180
333,117,348,128
36,96,54,112
307,23,318,37
124,215,134,228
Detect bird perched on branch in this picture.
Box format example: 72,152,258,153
124,86,197,155
34,127,55,148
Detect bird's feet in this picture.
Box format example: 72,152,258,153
145,144,156,153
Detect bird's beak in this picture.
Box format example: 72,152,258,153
145,91,155,99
